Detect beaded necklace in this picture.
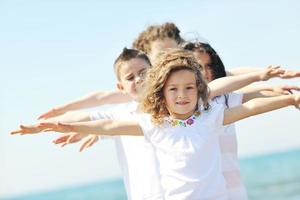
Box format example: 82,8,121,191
167,111,201,127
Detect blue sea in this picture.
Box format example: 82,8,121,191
3,148,300,200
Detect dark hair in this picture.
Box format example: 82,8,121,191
182,42,226,79
114,47,151,81
132,22,184,55
183,41,229,107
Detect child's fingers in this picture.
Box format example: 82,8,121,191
80,136,99,152
87,137,98,148
60,142,68,147
38,108,62,120
280,86,300,94
67,133,82,144
79,136,96,152
270,70,285,77
44,128,54,132
39,122,57,128
284,86,300,91
57,122,72,128
37,111,52,120
53,135,70,144
20,124,38,130
267,65,281,70
16,125,40,134
79,139,92,152
10,129,22,135
281,71,300,78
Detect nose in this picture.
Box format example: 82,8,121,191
177,89,186,98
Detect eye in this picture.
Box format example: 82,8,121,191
139,70,146,77
169,87,177,91
186,86,195,90
126,76,134,81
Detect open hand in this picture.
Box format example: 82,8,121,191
79,135,99,152
273,85,300,95
39,122,75,133
52,132,99,152
280,70,300,79
260,65,285,81
11,124,48,135
53,132,86,146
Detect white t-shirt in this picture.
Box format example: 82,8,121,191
90,102,164,200
213,93,248,200
138,102,228,200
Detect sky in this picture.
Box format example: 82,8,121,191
1,0,300,198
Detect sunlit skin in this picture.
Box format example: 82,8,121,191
148,38,179,62
117,58,150,100
163,70,198,120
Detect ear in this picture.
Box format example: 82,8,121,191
117,82,125,93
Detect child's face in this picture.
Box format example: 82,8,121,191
149,38,178,62
117,58,149,100
163,69,198,120
193,51,213,82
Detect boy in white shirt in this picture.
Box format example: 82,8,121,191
23,49,300,199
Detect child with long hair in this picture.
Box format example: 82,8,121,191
28,49,300,199
183,41,300,199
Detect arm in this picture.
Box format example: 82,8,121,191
208,66,284,99
39,119,143,136
38,90,132,119
223,93,300,125
226,67,261,76
227,67,300,78
11,111,91,135
240,85,300,103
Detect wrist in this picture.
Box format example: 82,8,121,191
292,94,300,106
288,94,297,106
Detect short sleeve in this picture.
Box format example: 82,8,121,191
212,92,243,108
88,102,138,139
89,101,138,121
89,110,115,121
135,113,156,141
206,101,226,130
227,92,243,108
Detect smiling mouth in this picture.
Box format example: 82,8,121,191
176,101,189,105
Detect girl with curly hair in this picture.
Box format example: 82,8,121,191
23,48,300,199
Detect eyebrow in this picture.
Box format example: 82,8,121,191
166,83,196,87
124,68,147,77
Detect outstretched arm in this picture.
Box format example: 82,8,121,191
208,66,285,99
226,67,261,76
240,85,300,103
39,119,143,136
223,93,300,125
227,67,300,78
38,90,131,119
11,111,91,135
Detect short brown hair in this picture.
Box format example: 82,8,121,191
139,48,210,125
132,22,184,55
114,47,151,81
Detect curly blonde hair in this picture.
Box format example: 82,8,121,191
139,48,210,125
132,22,184,55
